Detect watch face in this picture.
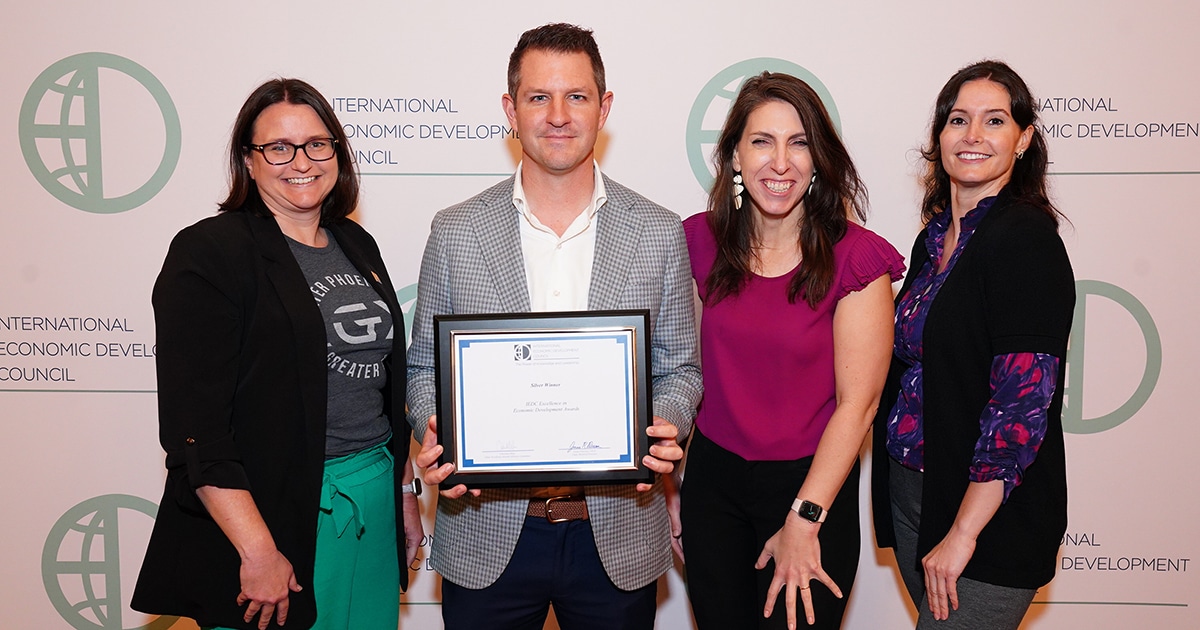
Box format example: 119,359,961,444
797,500,822,522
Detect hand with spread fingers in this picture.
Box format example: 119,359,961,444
757,514,843,628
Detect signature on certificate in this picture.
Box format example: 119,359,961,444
567,440,603,452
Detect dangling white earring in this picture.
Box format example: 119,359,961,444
733,172,744,210
1015,149,1025,159
807,171,817,196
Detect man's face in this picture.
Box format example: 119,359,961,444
502,49,612,178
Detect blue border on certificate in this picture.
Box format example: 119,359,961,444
454,332,636,471
434,309,653,487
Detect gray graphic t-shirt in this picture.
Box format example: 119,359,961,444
287,232,393,458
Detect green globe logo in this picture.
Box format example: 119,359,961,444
1062,280,1161,434
20,52,181,214
42,494,178,630
397,283,418,347
686,58,840,192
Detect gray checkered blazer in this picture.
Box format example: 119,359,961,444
406,174,702,591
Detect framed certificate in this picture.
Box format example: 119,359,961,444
434,310,653,487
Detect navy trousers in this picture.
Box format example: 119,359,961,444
441,516,657,630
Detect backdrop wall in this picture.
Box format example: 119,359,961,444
3,2,1195,628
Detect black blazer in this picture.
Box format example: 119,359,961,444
131,210,410,629
872,190,1075,589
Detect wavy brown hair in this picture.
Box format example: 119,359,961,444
219,78,358,223
920,60,1061,224
705,72,867,308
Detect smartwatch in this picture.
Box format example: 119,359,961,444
401,478,423,496
791,498,826,524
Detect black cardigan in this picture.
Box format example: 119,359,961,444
131,211,410,628
872,190,1075,588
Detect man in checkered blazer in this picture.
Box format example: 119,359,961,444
407,22,702,630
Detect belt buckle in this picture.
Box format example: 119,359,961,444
544,495,576,523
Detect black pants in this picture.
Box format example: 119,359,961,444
680,429,860,630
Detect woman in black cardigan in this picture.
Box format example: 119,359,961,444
872,61,1075,629
132,79,421,630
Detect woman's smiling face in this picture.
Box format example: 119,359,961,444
939,79,1033,199
734,99,815,222
246,102,338,220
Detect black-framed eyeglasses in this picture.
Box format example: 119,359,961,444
246,138,338,165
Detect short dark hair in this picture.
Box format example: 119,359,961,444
218,78,358,222
921,60,1061,224
507,23,605,97
705,72,868,308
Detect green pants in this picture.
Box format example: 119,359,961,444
207,441,400,630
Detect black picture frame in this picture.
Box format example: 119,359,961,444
433,310,653,488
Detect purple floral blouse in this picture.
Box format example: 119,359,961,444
885,197,1059,501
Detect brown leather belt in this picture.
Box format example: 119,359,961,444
527,495,589,523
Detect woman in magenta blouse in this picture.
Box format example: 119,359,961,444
675,72,904,629
871,60,1075,629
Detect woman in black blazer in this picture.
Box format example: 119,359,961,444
132,79,420,630
872,61,1075,629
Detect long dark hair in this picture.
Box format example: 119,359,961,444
706,72,867,308
920,60,1061,224
219,78,358,222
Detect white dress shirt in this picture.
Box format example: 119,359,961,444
511,161,608,312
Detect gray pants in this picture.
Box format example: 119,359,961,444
889,458,1036,630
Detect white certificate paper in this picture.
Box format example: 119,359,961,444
451,331,637,473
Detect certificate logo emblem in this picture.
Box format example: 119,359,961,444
686,58,840,191
514,344,532,361
42,494,179,629
20,52,181,214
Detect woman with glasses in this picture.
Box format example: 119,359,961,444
132,78,421,630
